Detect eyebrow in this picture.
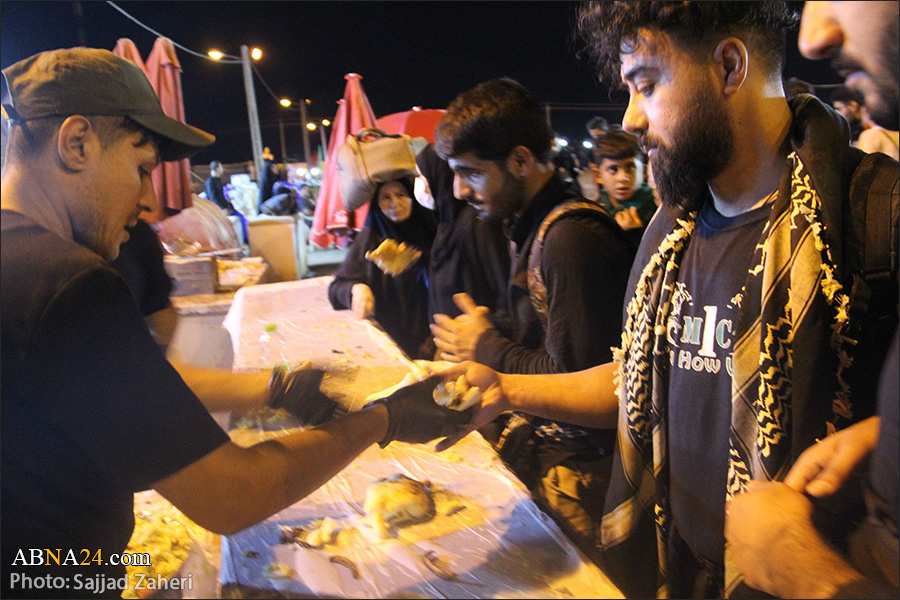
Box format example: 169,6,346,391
450,164,479,174
622,65,660,83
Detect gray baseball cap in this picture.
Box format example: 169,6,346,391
1,47,214,161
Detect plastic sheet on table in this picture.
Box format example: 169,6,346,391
220,436,623,599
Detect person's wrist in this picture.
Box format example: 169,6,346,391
497,373,516,413
267,366,287,409
364,401,391,447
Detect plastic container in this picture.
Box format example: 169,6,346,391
259,323,290,370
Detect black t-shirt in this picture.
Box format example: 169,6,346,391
110,219,172,317
629,199,770,567
1,210,230,598
476,175,633,375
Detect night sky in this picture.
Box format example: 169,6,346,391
2,1,841,165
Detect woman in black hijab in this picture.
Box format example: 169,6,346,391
328,177,437,358
415,143,510,320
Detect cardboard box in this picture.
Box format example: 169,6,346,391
164,255,219,296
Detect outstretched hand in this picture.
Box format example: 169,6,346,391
431,293,493,362
375,377,471,448
433,361,508,451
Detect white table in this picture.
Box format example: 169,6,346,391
214,277,623,598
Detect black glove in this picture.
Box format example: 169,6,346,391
268,366,338,426
369,376,471,448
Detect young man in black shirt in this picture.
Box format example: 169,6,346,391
430,78,633,561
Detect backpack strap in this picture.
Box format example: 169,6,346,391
526,200,615,326
843,152,899,419
846,152,900,322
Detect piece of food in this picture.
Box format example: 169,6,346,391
423,550,457,581
364,474,435,539
365,239,422,276
433,375,482,411
329,555,360,579
263,562,296,579
122,497,198,599
305,517,339,548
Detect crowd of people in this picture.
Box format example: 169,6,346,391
1,2,897,599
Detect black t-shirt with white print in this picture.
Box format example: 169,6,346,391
629,198,771,567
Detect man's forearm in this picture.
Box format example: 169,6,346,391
153,404,389,534
503,361,619,429
173,362,270,414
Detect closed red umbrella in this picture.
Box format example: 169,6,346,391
144,37,193,222
112,38,147,74
310,73,378,248
376,107,446,143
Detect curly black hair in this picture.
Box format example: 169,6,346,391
434,78,553,164
576,1,799,87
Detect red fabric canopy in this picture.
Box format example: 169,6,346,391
310,73,379,248
112,38,147,73
144,37,193,222
375,107,446,143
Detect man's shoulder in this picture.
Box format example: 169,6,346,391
2,210,105,272
538,202,634,272
2,210,112,316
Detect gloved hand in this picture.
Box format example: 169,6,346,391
369,376,472,448
268,366,338,426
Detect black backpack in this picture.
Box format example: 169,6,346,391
842,151,899,419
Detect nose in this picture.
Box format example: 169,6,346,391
622,93,648,139
140,177,158,214
798,2,843,60
453,174,472,200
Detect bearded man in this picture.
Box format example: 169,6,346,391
433,2,898,597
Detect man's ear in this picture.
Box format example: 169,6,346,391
713,37,749,97
507,145,536,177
56,115,94,172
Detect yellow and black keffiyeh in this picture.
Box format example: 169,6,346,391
601,151,860,598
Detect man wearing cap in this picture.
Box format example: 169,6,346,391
0,48,466,599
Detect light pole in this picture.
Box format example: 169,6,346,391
300,99,312,166
208,46,264,180
280,98,314,166
307,119,331,157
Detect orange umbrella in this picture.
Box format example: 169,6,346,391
112,38,147,74
376,107,446,143
310,73,379,248
144,37,193,222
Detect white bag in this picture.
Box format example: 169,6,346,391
336,128,427,211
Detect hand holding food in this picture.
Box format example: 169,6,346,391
365,239,422,276
370,377,470,448
433,374,482,412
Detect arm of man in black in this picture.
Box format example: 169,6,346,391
476,217,632,373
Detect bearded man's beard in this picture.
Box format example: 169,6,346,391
651,93,735,214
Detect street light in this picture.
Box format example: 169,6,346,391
306,120,331,156
208,46,265,181
279,97,314,165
